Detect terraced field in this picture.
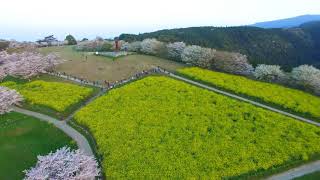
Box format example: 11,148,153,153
74,76,320,179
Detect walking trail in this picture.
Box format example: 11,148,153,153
12,106,93,156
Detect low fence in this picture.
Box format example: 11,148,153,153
47,67,172,90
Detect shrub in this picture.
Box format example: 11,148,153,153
65,35,77,45
166,42,186,61
253,64,286,82
100,42,113,51
291,65,320,94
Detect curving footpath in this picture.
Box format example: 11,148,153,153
12,106,94,156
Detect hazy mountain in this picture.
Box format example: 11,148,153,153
119,22,320,70
252,15,320,28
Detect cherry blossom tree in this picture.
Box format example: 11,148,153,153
140,38,166,56
212,51,253,75
0,86,23,114
24,146,100,180
291,65,320,94
0,51,62,79
181,45,216,68
127,41,142,52
166,42,186,61
253,64,286,82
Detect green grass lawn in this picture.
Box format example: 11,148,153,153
294,171,320,180
0,112,76,180
178,67,320,121
74,76,320,179
0,75,99,119
38,46,186,82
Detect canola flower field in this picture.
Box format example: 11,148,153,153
178,67,320,120
74,76,320,179
0,80,93,112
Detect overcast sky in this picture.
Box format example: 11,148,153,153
1,0,319,41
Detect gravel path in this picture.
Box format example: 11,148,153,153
12,106,94,156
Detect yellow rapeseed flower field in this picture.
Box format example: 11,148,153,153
178,67,320,120
1,80,93,112
75,76,320,179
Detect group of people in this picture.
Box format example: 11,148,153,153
104,67,170,90
47,66,171,90
47,71,105,88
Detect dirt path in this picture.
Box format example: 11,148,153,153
12,106,94,156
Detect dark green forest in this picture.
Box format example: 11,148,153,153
119,22,320,70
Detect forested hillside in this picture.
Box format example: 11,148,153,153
119,22,320,70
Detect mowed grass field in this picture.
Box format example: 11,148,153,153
178,67,320,121
0,112,76,180
38,46,186,82
0,75,98,119
74,76,320,179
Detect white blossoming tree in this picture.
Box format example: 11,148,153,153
166,42,186,61
291,65,320,94
24,146,100,180
140,38,165,56
181,45,216,68
253,64,286,82
0,86,23,114
212,51,253,75
0,51,62,79
121,41,142,52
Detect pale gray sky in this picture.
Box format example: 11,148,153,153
1,0,319,41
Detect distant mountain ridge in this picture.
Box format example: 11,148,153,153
252,15,320,28
119,21,320,70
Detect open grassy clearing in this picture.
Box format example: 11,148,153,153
178,67,320,121
294,171,320,180
74,76,320,179
0,112,76,180
38,46,186,82
0,75,98,119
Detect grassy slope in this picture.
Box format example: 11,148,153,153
38,46,185,82
74,76,320,179
0,112,76,180
294,171,320,180
1,75,99,119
